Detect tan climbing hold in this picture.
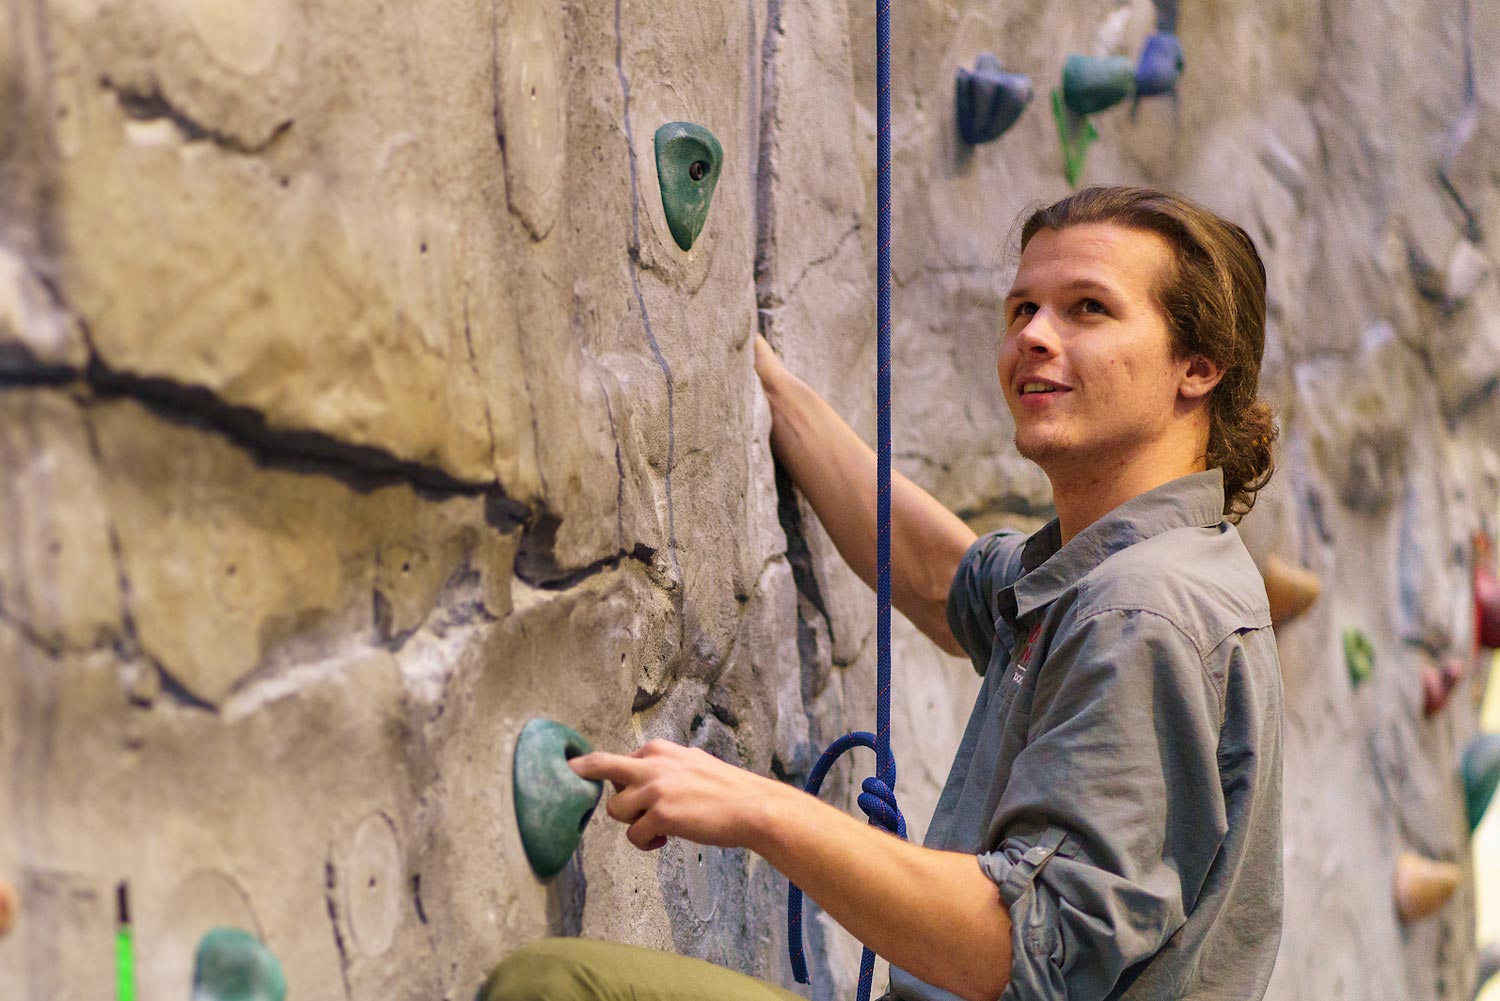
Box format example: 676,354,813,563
1393,851,1459,923
0,874,16,937
1263,554,1321,626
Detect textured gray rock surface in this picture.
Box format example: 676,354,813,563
0,0,1496,998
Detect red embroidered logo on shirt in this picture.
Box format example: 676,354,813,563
1012,621,1042,684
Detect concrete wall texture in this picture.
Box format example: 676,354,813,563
1,0,1497,997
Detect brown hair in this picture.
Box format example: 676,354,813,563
1019,186,1277,522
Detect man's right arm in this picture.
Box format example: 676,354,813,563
754,336,975,657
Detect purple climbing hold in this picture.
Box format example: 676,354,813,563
1135,32,1184,97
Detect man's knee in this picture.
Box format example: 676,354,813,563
482,939,600,1001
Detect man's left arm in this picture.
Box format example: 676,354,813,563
571,742,1014,1001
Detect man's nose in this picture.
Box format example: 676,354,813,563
1014,310,1061,355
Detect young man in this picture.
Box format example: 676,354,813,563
489,186,1284,1000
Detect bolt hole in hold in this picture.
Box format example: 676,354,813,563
653,122,724,251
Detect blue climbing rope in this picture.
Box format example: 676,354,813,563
786,1,906,997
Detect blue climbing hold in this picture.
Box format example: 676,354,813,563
955,54,1033,145
1135,32,1184,97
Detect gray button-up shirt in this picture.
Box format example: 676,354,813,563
889,470,1283,1001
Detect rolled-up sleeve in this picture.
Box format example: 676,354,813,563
945,530,1026,676
976,607,1228,1000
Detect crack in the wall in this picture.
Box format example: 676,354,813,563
515,515,659,591
776,218,860,309
752,0,785,294
1436,0,1482,243
459,296,503,485
751,0,835,708
84,357,507,498
100,76,293,156
613,0,682,585
322,859,354,1000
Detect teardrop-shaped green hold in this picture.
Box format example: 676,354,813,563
1062,54,1136,116
191,928,287,1001
1342,627,1374,687
514,719,604,878
1463,733,1500,832
654,122,724,251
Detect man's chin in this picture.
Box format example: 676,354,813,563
1013,433,1067,465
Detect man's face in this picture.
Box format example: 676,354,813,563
999,223,1197,476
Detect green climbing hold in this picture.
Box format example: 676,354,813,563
1061,54,1137,117
514,718,603,878
653,122,724,252
1343,628,1374,687
1462,733,1500,832
192,928,286,1001
1051,89,1098,187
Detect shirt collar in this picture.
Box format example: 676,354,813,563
998,468,1227,627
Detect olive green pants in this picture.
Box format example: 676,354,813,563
484,938,812,1001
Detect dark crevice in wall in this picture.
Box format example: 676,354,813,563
773,462,833,704
85,358,503,497
515,518,659,592
1,351,686,624
752,0,785,294
0,358,74,387
323,860,354,1000
753,0,833,709
100,76,293,156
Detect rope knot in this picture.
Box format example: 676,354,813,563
857,772,905,837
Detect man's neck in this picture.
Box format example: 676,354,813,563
1047,447,1207,544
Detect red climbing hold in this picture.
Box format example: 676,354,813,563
1475,532,1500,650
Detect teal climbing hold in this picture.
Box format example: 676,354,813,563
191,928,286,1001
1343,628,1374,687
955,54,1032,145
1462,733,1500,832
514,718,603,878
1061,54,1136,116
1135,32,1183,97
653,122,724,252
1051,89,1098,188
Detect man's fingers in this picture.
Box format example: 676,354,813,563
626,816,669,852
605,783,651,825
569,751,647,787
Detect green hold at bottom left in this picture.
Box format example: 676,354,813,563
192,927,287,1001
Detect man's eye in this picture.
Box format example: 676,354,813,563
1080,298,1108,315
1011,302,1037,320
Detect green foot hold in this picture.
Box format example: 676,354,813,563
192,928,286,1001
1462,733,1500,832
654,122,724,252
1061,54,1136,116
1343,628,1374,687
514,719,603,878
1051,89,1098,187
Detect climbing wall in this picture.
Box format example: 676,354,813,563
0,0,1497,998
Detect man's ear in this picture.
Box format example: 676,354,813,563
1179,353,1225,401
